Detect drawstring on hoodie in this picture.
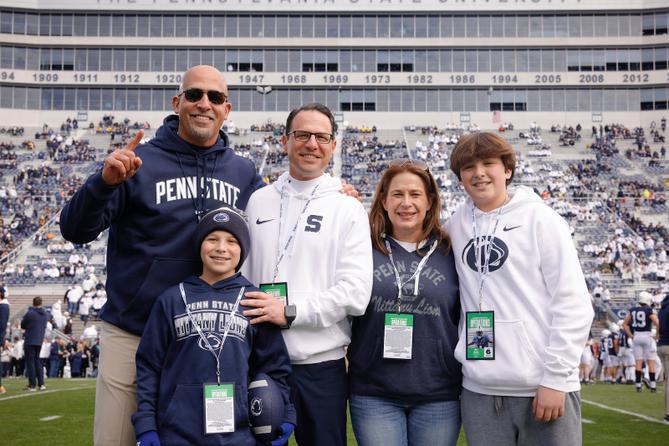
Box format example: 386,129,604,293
176,151,220,221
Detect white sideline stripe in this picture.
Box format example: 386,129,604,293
0,385,95,401
582,399,666,425
40,416,62,421
581,418,595,424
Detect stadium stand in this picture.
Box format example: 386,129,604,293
0,115,666,370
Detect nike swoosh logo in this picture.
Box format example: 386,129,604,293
502,225,522,232
256,218,275,225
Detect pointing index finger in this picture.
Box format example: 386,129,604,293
126,129,144,152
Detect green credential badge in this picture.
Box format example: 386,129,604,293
465,311,495,360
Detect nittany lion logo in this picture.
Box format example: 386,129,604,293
399,281,422,303
197,332,224,351
462,236,509,273
250,397,263,416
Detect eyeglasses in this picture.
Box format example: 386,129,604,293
388,158,429,171
178,88,228,105
288,130,334,144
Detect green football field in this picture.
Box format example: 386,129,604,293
0,378,667,445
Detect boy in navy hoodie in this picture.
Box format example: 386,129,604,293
133,207,295,446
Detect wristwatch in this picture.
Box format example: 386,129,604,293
282,304,297,329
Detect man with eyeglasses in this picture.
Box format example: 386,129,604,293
241,103,373,446
59,65,266,446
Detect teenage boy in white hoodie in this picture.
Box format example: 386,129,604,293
241,103,373,446
446,132,593,446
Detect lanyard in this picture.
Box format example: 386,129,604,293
179,283,245,385
384,237,438,313
272,182,320,282
470,202,505,310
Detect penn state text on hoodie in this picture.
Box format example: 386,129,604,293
59,115,265,335
133,273,295,445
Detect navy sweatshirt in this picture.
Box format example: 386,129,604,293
20,306,49,346
59,115,265,335
659,295,669,347
133,273,295,445
0,300,9,342
347,238,462,402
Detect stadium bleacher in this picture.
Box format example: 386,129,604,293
0,117,666,344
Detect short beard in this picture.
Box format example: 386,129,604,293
186,124,217,145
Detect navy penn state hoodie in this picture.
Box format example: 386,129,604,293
20,306,49,346
59,115,265,335
133,273,295,445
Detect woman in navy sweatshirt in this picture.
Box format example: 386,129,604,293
347,159,462,446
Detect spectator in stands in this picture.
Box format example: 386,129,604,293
347,159,462,446
1,339,10,379
89,337,100,378
82,323,99,341
10,335,23,378
69,342,84,378
39,337,51,377
79,293,92,327
447,132,593,446
20,296,49,391
48,337,62,378
0,286,8,393
65,284,83,315
51,300,66,329
59,64,266,446
82,273,97,293
62,316,72,336
57,338,68,378
91,287,107,319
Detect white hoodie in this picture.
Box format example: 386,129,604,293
446,186,593,397
244,172,373,364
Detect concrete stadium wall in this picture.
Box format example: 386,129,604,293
3,109,667,132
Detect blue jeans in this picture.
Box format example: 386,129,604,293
350,394,461,446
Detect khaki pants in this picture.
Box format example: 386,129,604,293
658,345,669,416
94,321,141,446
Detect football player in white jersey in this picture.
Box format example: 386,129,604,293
623,292,660,392
616,320,636,384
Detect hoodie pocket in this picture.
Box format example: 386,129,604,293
160,383,250,443
458,320,543,390
121,257,196,325
160,384,203,442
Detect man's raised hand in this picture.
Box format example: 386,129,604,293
101,130,144,185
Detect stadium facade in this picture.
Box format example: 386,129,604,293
0,0,667,128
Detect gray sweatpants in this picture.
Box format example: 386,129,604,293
461,388,582,446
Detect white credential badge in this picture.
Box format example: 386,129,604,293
203,383,235,434
383,313,414,360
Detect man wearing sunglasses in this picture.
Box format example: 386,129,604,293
59,65,266,446
241,103,373,446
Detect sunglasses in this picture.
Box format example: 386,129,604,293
388,158,429,171
178,88,228,105
288,130,334,144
